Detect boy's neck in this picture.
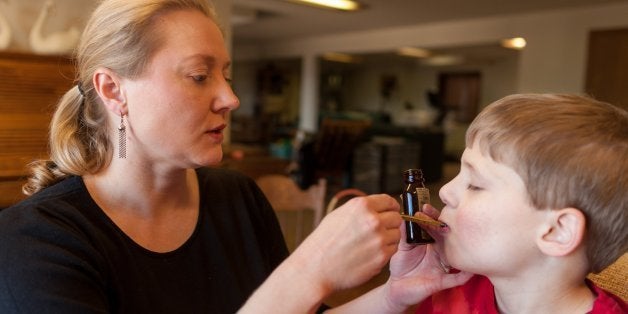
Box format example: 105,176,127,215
491,275,594,314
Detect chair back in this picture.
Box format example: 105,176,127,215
588,253,628,301
326,188,367,214
256,175,326,250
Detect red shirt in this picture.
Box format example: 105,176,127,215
416,275,627,314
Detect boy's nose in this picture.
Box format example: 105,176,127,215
439,180,457,209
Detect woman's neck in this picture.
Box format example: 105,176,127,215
83,165,200,252
89,158,196,209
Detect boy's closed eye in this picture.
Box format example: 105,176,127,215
467,184,482,191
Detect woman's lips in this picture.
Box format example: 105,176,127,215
208,124,226,133
206,124,226,141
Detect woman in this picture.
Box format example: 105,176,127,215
0,0,404,312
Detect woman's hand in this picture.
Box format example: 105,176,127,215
240,194,402,314
293,194,402,292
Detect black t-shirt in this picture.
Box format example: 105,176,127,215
0,167,289,313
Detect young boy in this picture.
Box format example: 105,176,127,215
329,94,627,313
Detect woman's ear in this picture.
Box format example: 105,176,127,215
92,67,126,114
537,208,586,257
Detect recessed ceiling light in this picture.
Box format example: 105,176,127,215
285,0,362,11
501,37,527,50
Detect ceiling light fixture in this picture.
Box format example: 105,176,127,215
285,0,362,11
397,47,431,58
501,37,527,50
322,52,361,63
421,55,464,66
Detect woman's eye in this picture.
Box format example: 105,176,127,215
192,75,207,82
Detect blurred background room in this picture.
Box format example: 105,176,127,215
1,0,627,304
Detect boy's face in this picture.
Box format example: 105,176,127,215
437,142,547,276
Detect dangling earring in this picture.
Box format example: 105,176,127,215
118,113,127,159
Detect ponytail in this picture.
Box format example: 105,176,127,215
22,85,111,195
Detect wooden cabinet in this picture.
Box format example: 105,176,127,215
0,52,75,208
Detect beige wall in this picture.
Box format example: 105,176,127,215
0,0,230,54
0,0,90,52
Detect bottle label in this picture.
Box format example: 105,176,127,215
416,187,430,210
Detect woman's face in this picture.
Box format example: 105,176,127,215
437,142,547,277
121,9,239,169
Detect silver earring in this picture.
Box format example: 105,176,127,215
118,114,126,159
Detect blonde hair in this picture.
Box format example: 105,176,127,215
466,94,628,273
23,0,216,195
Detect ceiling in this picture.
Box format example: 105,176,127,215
334,44,522,67
231,0,627,45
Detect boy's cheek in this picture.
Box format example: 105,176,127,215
452,208,492,245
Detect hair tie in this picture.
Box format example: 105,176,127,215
77,83,85,97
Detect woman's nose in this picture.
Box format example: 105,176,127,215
214,82,240,113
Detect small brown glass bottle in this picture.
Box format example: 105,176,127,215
401,169,434,244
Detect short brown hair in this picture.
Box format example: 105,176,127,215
466,94,627,273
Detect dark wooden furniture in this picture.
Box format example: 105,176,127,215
0,52,75,208
586,28,628,110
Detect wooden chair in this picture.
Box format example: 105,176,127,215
255,175,326,251
325,188,367,214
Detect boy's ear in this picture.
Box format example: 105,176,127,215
537,208,586,257
92,67,126,115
